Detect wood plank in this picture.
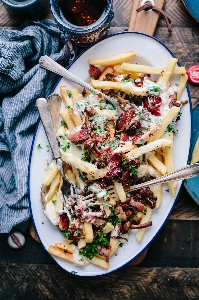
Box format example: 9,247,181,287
0,264,199,299
128,0,166,35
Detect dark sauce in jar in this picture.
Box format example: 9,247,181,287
59,0,107,26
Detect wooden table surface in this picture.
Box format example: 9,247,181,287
1,0,199,299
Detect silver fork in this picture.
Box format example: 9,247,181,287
82,163,199,201
36,98,74,197
39,55,124,115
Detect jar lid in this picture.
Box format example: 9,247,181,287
186,65,199,85
7,231,26,249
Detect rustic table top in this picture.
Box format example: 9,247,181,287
1,0,199,299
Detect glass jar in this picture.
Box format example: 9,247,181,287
50,0,114,47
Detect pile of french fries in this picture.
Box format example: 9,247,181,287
41,51,188,269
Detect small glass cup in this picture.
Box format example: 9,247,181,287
50,0,114,47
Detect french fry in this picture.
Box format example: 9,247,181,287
61,151,97,175
191,136,199,164
110,238,120,256
114,181,126,203
77,239,86,250
177,74,188,100
54,192,64,213
98,66,114,80
42,159,59,186
136,206,153,242
65,169,77,185
87,167,108,181
47,172,61,201
113,64,139,79
150,184,163,208
125,138,172,160
59,110,75,131
121,62,185,75
103,222,114,234
69,108,83,127
157,58,178,87
89,256,109,269
60,86,74,108
48,246,74,263
114,143,136,153
83,222,93,243
55,242,74,253
88,51,136,66
147,152,167,175
150,106,180,142
163,132,176,197
91,79,147,96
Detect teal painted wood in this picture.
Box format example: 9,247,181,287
182,0,199,22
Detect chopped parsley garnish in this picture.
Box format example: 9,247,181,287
94,125,103,134
122,158,138,177
52,200,57,205
108,139,120,150
107,215,121,226
66,106,71,109
166,123,178,134
165,189,170,193
37,143,42,149
61,121,67,127
79,232,109,260
121,78,132,83
67,90,72,98
142,208,147,214
62,142,70,152
62,230,70,239
185,237,191,243
81,150,89,162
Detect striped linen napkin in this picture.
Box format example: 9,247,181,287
0,19,76,233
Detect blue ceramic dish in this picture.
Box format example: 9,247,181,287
182,0,199,22
184,104,199,205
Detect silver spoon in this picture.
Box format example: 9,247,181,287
39,55,124,115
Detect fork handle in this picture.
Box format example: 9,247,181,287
129,163,199,191
39,55,122,112
36,98,61,160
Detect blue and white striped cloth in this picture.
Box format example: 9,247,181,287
0,20,76,233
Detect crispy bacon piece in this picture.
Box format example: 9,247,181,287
119,170,130,185
115,204,127,221
59,213,68,231
117,109,135,131
119,132,129,146
143,96,162,116
130,198,146,212
132,132,144,145
105,153,122,178
131,221,152,229
89,65,102,79
85,106,96,115
169,92,181,108
68,129,90,143
98,245,111,262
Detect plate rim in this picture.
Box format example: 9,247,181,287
28,31,192,276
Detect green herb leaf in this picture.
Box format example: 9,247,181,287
37,143,42,149
107,215,121,226
61,121,67,127
62,230,70,239
185,237,191,243
52,200,57,205
67,90,72,98
81,150,89,162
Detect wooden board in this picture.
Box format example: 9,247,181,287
128,0,166,35
0,264,199,299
